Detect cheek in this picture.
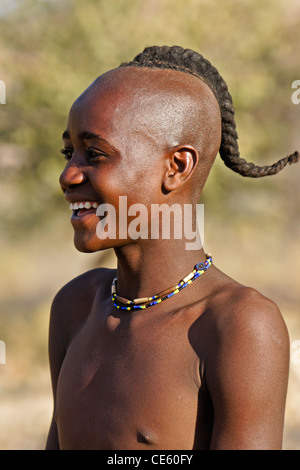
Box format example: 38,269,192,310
94,163,163,207
122,156,165,203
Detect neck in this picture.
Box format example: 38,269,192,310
114,237,207,301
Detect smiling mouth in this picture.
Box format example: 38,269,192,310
70,201,99,217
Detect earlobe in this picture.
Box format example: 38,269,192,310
163,146,199,192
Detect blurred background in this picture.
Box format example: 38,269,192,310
0,0,299,450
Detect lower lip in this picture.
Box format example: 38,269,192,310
71,208,97,222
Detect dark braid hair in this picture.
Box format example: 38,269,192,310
120,45,300,178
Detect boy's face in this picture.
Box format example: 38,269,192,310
59,68,169,253
59,66,221,253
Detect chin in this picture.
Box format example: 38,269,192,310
73,234,128,253
73,234,105,253
74,243,97,253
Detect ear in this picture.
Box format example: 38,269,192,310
162,145,199,193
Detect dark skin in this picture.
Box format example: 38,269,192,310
46,67,289,450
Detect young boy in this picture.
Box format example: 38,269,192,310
46,46,299,450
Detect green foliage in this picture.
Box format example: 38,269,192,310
0,0,299,239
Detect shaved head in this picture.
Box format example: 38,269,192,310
74,66,222,197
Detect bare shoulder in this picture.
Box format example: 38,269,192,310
207,282,290,350
52,266,115,303
50,267,115,340
48,266,115,389
51,267,115,315
202,281,290,449
49,267,115,362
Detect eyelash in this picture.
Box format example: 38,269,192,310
60,148,106,162
60,148,73,160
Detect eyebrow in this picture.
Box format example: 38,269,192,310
62,130,119,154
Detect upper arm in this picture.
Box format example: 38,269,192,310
45,287,69,450
206,289,290,450
45,268,109,449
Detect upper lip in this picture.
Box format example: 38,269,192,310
64,193,99,204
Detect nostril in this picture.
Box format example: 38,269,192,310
69,183,82,190
59,165,87,190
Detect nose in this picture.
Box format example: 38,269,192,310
59,160,87,192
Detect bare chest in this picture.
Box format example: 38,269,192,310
56,311,211,449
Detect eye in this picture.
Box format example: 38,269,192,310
60,148,73,161
86,147,107,161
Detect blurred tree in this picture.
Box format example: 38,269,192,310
0,0,299,240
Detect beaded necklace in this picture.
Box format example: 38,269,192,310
111,254,213,311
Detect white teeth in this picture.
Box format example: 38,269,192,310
69,201,99,211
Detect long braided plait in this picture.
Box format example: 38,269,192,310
120,45,299,178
